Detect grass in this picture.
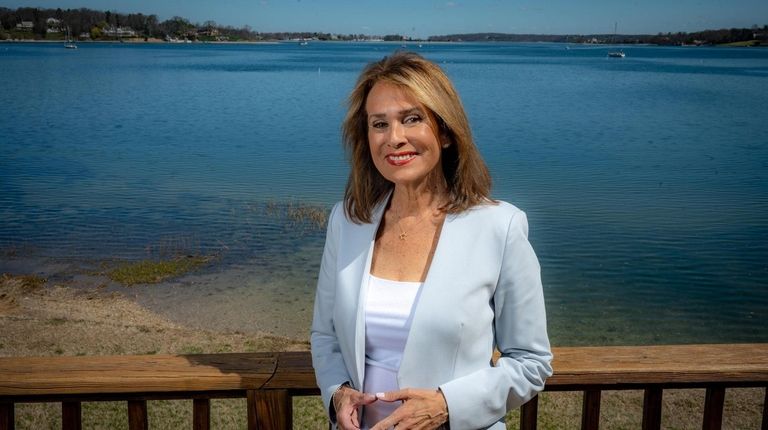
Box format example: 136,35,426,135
12,388,765,429
0,274,46,314
179,345,205,354
720,40,765,47
264,200,328,230
1,273,46,290
106,255,213,286
46,318,67,326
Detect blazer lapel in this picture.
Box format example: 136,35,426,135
398,212,458,387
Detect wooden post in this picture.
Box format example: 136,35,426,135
760,387,767,430
127,400,148,430
62,401,82,430
193,399,210,430
702,386,725,430
0,403,14,430
247,390,258,430
642,387,663,430
581,390,601,430
247,389,291,430
520,395,539,430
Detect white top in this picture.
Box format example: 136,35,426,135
362,274,423,428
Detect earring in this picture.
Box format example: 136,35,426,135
441,142,450,149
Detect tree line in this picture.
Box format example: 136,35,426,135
1,6,765,45
430,25,768,46
0,7,162,39
0,6,395,41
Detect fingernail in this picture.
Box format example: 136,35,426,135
376,392,385,399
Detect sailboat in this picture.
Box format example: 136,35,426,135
64,26,77,49
607,22,624,58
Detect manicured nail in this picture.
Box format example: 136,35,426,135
376,392,385,398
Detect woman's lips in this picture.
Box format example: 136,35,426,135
386,152,417,166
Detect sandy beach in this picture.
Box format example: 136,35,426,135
0,272,309,358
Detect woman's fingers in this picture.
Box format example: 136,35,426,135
356,391,378,404
375,388,411,402
370,409,441,430
338,403,363,430
369,389,448,430
336,387,377,429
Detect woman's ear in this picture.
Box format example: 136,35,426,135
440,127,451,149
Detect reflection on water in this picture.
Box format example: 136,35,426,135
1,42,767,344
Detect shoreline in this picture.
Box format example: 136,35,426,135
2,248,765,347
0,271,309,358
0,253,315,341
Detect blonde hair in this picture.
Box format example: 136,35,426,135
342,51,492,223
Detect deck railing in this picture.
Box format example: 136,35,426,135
1,344,766,430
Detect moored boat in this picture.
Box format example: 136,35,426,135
64,26,77,49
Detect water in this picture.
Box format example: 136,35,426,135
1,42,767,344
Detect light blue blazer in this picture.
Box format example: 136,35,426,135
310,199,553,429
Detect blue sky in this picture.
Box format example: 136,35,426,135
2,0,766,37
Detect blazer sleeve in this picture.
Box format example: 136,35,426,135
439,210,553,429
310,202,353,419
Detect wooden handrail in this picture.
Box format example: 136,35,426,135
1,344,766,430
547,344,768,388
0,353,282,398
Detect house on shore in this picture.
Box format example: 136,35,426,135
45,18,62,33
102,26,137,38
15,21,33,32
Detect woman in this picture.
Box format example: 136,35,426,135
311,52,552,430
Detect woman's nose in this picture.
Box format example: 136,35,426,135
387,122,406,148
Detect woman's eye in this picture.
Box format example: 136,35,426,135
403,114,422,124
371,121,387,129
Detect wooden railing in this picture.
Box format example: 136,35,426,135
1,344,766,430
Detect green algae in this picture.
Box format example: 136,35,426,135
107,256,212,286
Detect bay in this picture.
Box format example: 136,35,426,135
1,41,766,345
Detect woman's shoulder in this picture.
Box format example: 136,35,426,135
461,199,526,222
327,200,369,229
449,200,530,243
328,201,346,224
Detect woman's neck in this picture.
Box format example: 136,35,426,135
389,176,448,217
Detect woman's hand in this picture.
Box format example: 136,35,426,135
334,385,377,430
370,388,448,430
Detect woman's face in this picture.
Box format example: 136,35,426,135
365,81,443,189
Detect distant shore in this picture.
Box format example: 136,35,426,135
0,38,280,44
2,38,764,48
